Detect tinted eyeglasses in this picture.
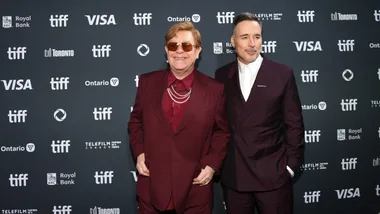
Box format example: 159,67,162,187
166,42,196,52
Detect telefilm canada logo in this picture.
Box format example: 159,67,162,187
85,141,121,150
1,208,38,214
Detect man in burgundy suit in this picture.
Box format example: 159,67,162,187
215,13,305,214
128,21,230,214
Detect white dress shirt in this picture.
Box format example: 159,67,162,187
238,55,263,101
237,55,295,178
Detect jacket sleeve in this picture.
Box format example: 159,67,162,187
200,85,231,173
282,70,305,173
128,75,144,159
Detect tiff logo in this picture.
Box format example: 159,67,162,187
94,171,114,184
9,173,28,187
135,75,139,87
301,70,318,82
341,158,357,170
8,110,27,123
376,185,380,196
374,10,380,22
341,99,357,111
1,79,32,90
50,77,69,90
51,140,70,153
293,41,322,52
92,45,111,58
304,191,321,203
85,14,116,25
336,188,360,199
133,13,152,25
297,10,315,22
261,41,277,53
93,107,112,120
305,130,321,143
7,47,26,60
50,15,69,27
52,205,72,214
337,40,355,52
216,12,235,24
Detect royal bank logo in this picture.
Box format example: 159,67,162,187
253,13,282,21
2,15,32,28
85,141,121,150
90,206,120,214
331,12,358,21
1,143,35,152
167,14,201,23
212,42,235,54
302,101,327,111
47,172,76,185
337,128,362,141
300,162,328,171
373,157,380,167
85,77,119,87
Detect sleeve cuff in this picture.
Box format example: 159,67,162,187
286,165,295,178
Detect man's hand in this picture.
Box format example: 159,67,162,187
136,153,150,177
193,165,215,186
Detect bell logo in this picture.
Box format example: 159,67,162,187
85,14,116,25
137,44,149,56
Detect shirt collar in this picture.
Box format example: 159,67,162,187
237,54,263,73
167,69,195,90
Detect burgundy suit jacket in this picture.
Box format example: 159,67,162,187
215,54,305,192
128,69,230,213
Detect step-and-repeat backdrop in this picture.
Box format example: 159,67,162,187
1,0,379,213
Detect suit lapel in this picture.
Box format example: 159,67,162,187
151,71,172,132
174,69,204,135
226,62,245,130
235,56,269,126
